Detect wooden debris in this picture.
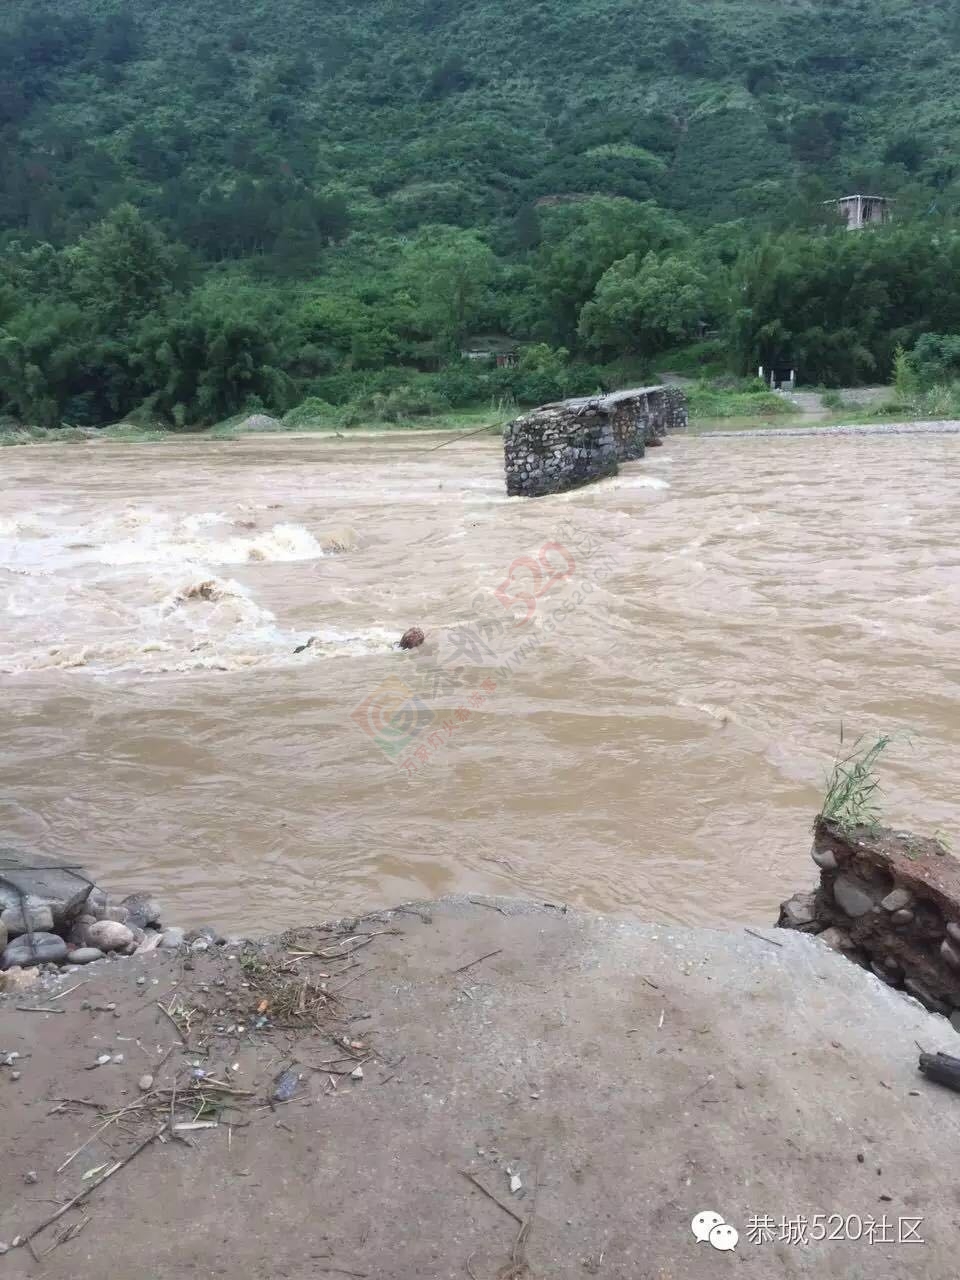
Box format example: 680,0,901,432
24,1122,169,1245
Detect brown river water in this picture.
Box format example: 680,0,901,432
1,431,957,932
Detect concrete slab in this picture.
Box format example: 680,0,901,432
1,897,958,1278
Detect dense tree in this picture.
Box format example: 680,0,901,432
530,198,685,344
133,287,294,425
399,227,497,356
2,0,960,425
66,205,183,332
579,252,710,356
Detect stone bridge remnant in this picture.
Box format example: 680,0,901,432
503,386,687,498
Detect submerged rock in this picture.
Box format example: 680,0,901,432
399,627,425,650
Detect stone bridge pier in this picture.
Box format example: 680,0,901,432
503,385,687,497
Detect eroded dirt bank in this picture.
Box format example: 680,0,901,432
1,897,957,1279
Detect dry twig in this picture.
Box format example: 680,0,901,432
743,927,783,948
453,949,503,975
25,1123,168,1244
459,1171,524,1226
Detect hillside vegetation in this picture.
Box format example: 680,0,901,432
2,0,960,427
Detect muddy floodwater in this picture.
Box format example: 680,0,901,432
2,432,958,931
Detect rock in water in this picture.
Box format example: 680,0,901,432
159,926,186,949
399,626,425,650
2,931,68,968
84,920,135,953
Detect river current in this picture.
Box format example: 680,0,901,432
2,431,957,930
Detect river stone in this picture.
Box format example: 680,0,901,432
121,893,162,929
85,920,135,952
832,874,878,918
1,897,55,937
880,887,913,912
237,413,281,433
946,922,960,945
816,927,854,952
68,947,105,965
100,903,130,925
0,920,6,951
85,887,109,919
941,938,960,969
187,926,221,945
2,931,68,968
0,851,94,924
811,846,838,871
137,930,162,953
0,965,40,992
780,892,817,928
870,960,901,986
891,908,914,926
68,914,97,947
159,926,186,949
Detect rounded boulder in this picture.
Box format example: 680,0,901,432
85,920,135,953
2,932,68,969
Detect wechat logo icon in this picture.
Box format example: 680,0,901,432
691,1211,739,1252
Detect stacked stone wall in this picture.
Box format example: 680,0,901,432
504,385,687,498
779,819,960,1024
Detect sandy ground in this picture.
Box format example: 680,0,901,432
2,897,959,1279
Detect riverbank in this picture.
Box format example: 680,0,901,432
693,420,960,439
1,894,956,1277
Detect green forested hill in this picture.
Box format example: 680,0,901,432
3,0,960,425
4,0,957,238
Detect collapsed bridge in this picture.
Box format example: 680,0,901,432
503,385,687,497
